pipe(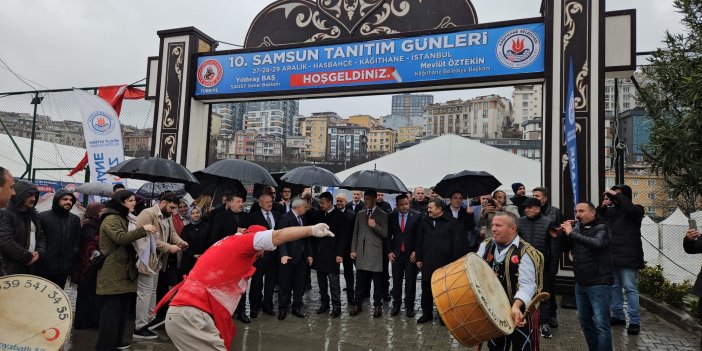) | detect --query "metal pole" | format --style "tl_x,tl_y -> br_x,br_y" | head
83,166 -> 90,207
613,79 -> 625,185
27,92 -> 40,180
